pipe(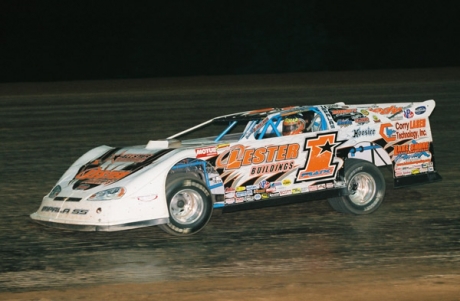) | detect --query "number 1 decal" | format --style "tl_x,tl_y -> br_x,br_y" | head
296,132 -> 344,182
